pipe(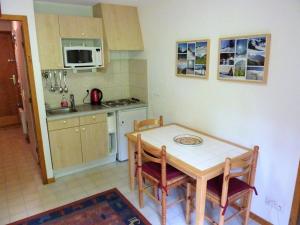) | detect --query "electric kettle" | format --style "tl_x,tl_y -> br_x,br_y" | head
90,88 -> 103,105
